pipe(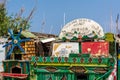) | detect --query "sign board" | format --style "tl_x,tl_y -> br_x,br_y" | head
52,42 -> 79,57
81,42 -> 109,57
59,18 -> 104,39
